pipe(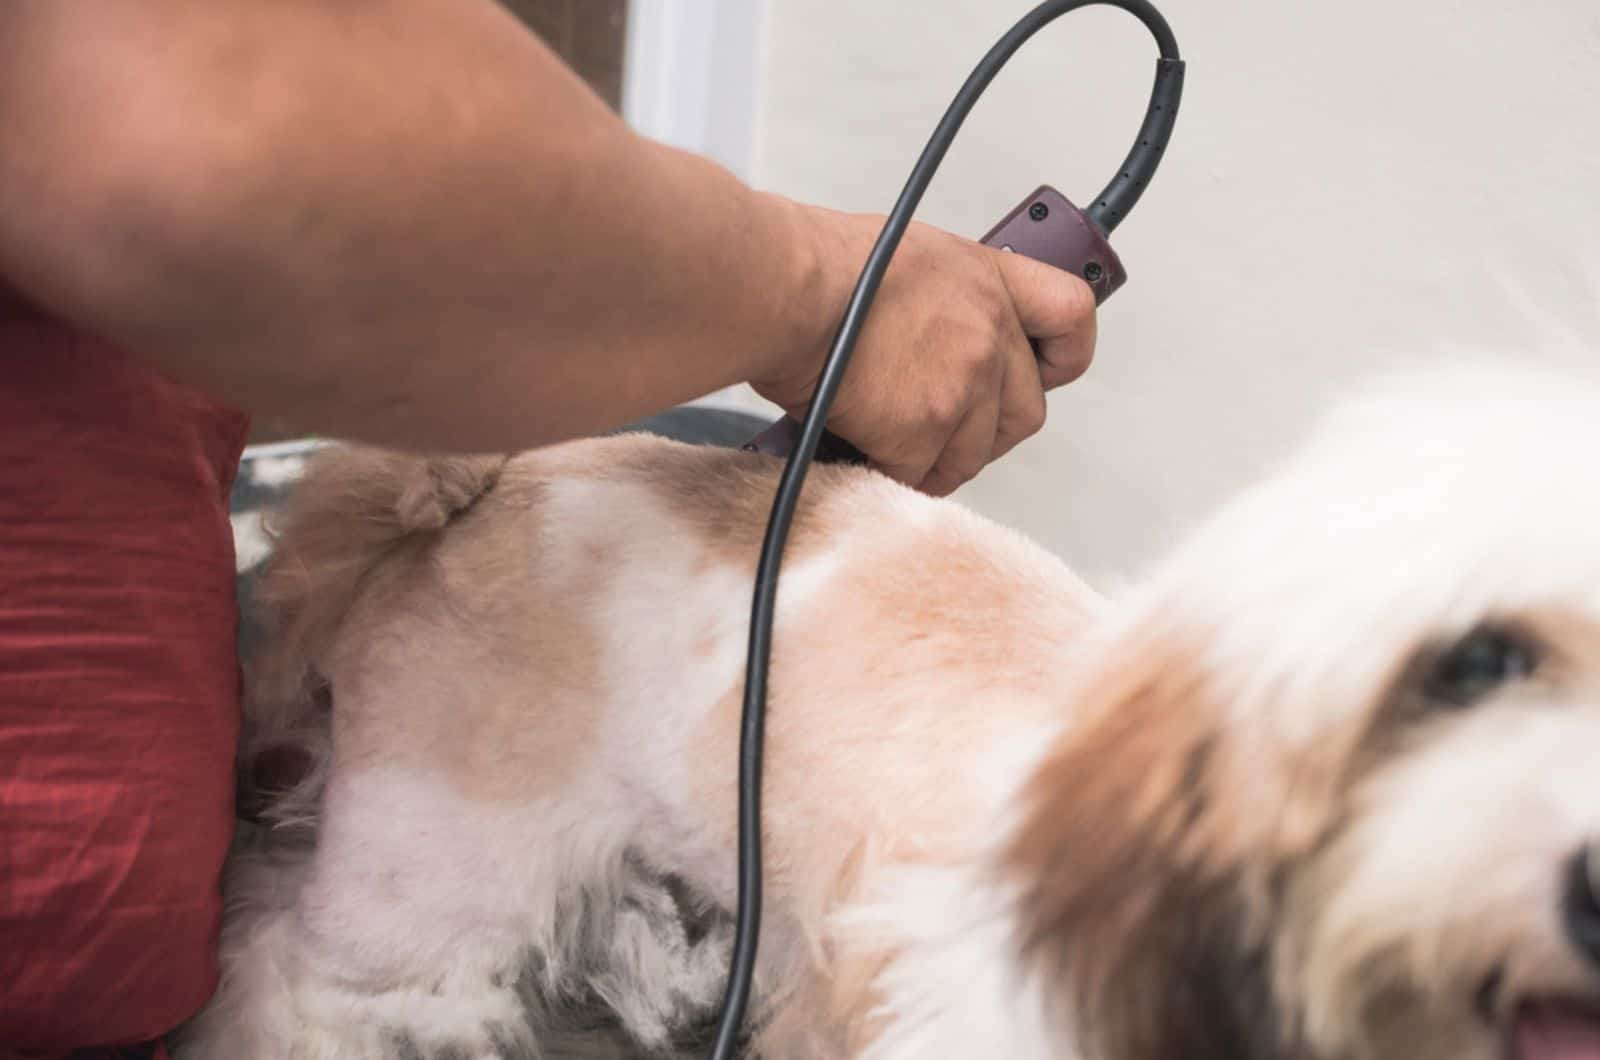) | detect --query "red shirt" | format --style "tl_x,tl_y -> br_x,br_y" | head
0,287 -> 248,1057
